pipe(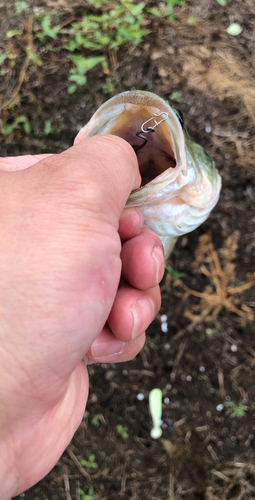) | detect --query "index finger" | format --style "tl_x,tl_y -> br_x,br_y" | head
0,154 -> 53,172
